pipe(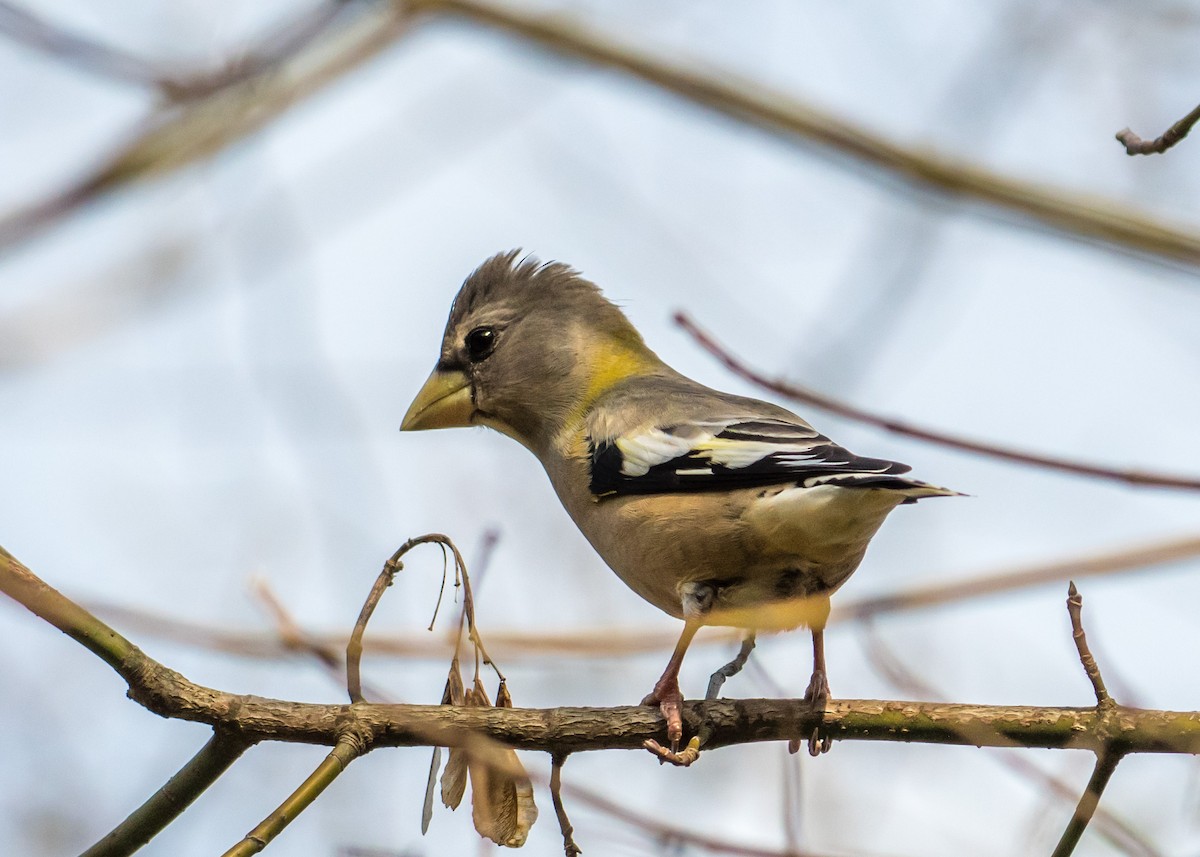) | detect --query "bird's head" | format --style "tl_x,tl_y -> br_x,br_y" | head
401,251 -> 661,451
